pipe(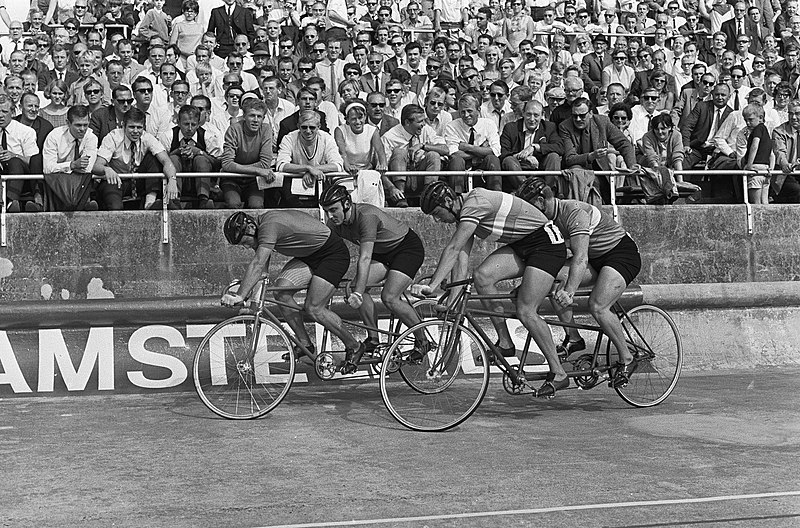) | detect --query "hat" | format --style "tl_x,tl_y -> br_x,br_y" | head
533,45 -> 550,55
593,34 -> 608,44
252,43 -> 270,56
494,36 -> 509,46
546,87 -> 566,98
